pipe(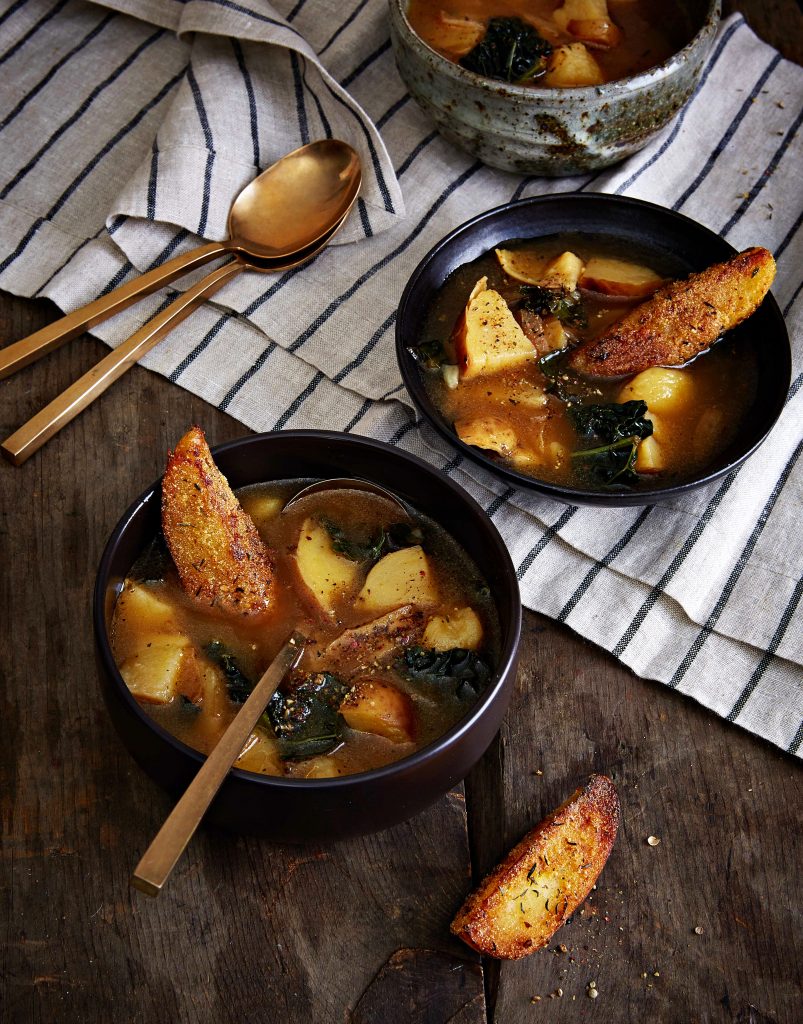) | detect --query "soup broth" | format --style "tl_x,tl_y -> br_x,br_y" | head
415,234 -> 759,491
407,0 -> 692,87
112,481 -> 499,779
